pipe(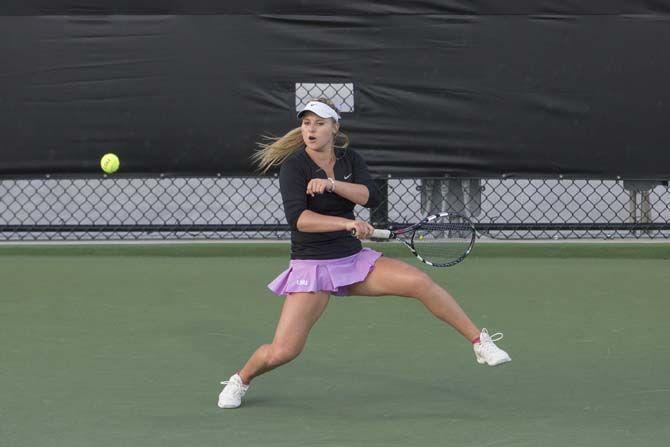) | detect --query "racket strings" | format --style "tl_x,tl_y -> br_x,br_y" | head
411,218 -> 474,265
